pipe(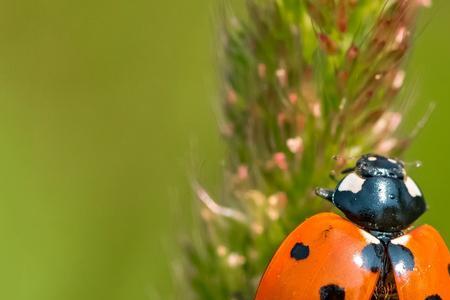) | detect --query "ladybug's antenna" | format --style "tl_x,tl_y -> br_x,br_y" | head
402,160 -> 422,168
315,187 -> 334,203
332,155 -> 356,161
331,155 -> 356,175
